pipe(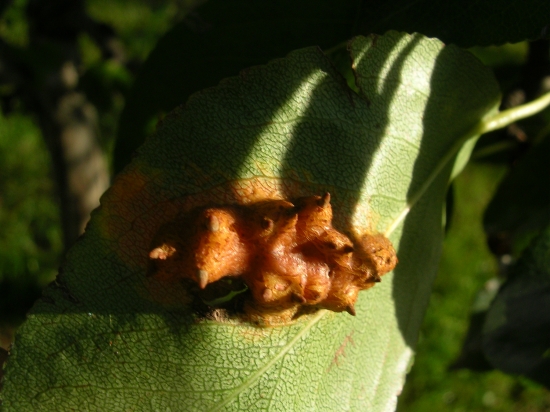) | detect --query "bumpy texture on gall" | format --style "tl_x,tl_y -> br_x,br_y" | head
148,193 -> 397,323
